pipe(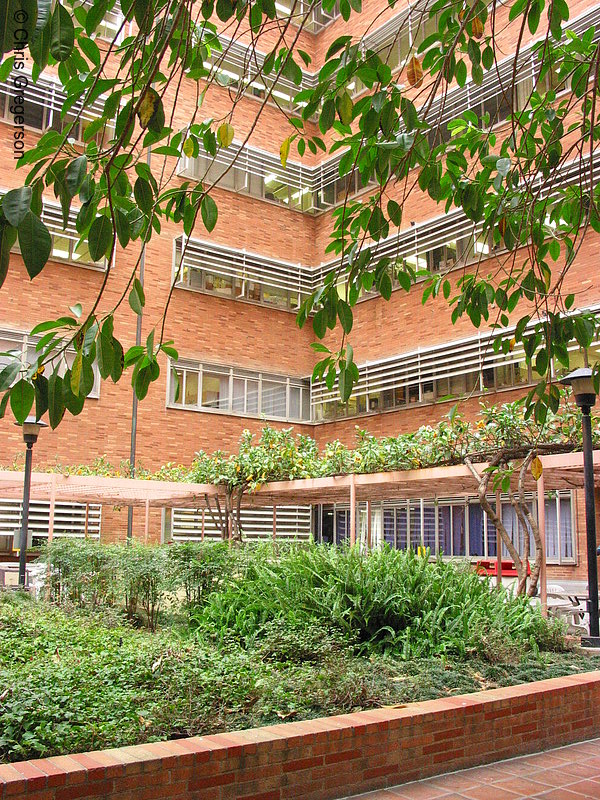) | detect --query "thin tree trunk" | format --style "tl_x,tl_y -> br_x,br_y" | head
465,456 -> 527,593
